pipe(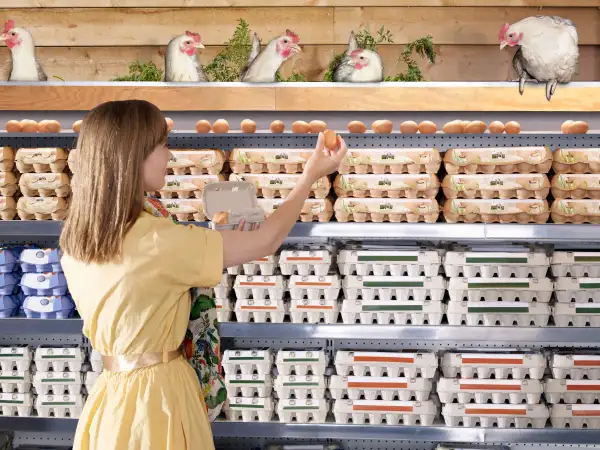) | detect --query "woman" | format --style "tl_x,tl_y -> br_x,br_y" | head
60,100 -> 347,450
